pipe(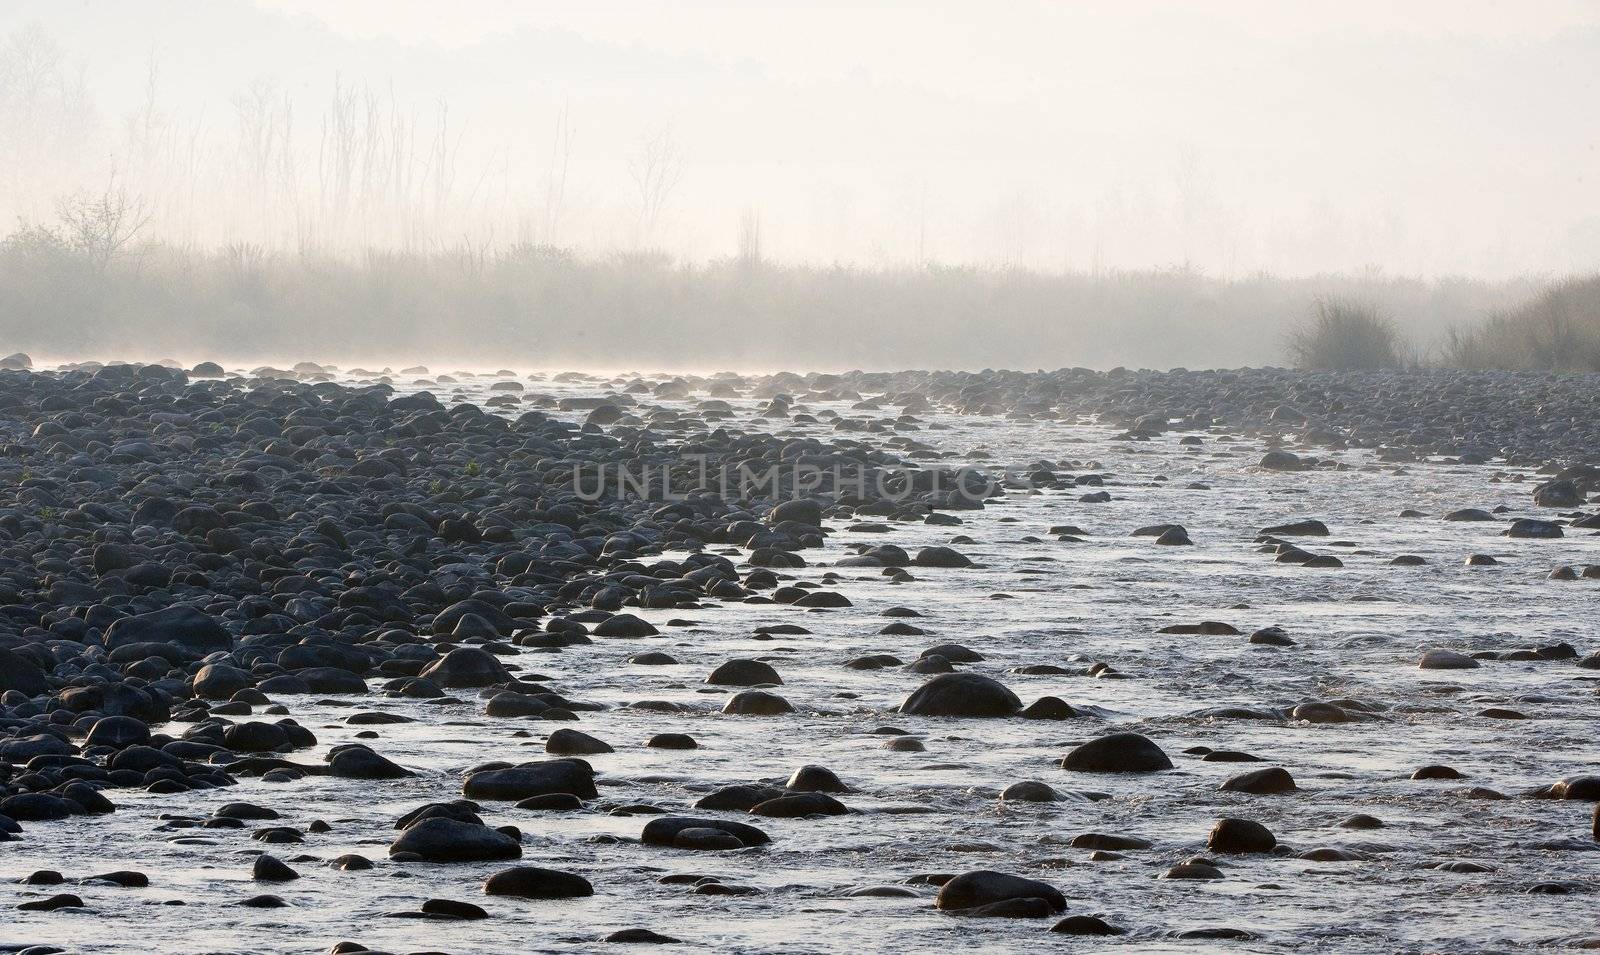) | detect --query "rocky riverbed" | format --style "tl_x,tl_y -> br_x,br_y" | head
1,356 -> 1598,954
